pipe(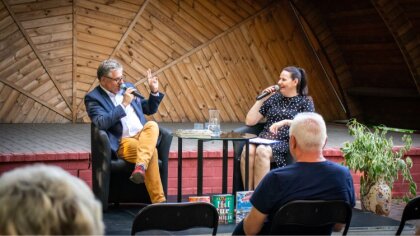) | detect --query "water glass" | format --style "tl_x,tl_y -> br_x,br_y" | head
208,123 -> 221,137
209,109 -> 219,122
208,109 -> 221,136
